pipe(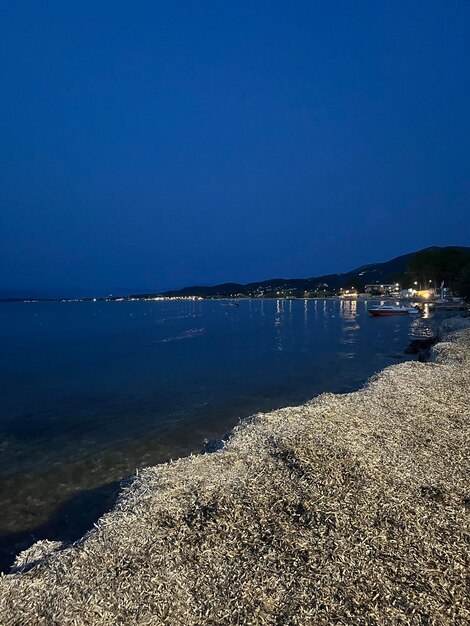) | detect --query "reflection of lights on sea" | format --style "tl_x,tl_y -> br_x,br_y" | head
275,300 -> 283,351
409,302 -> 434,338
340,299 -> 357,321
